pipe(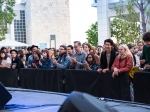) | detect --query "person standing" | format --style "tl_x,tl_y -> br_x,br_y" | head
141,32 -> 150,72
0,51 -> 11,68
97,39 -> 118,73
53,45 -> 70,70
67,45 -> 75,57
70,41 -> 87,70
